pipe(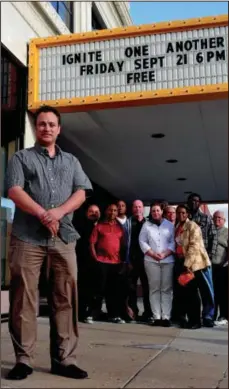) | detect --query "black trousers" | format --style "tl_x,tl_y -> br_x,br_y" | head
174,259 -> 201,325
128,258 -> 152,318
77,259 -> 97,320
212,264 -> 228,320
92,262 -> 122,318
174,258 -> 215,324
